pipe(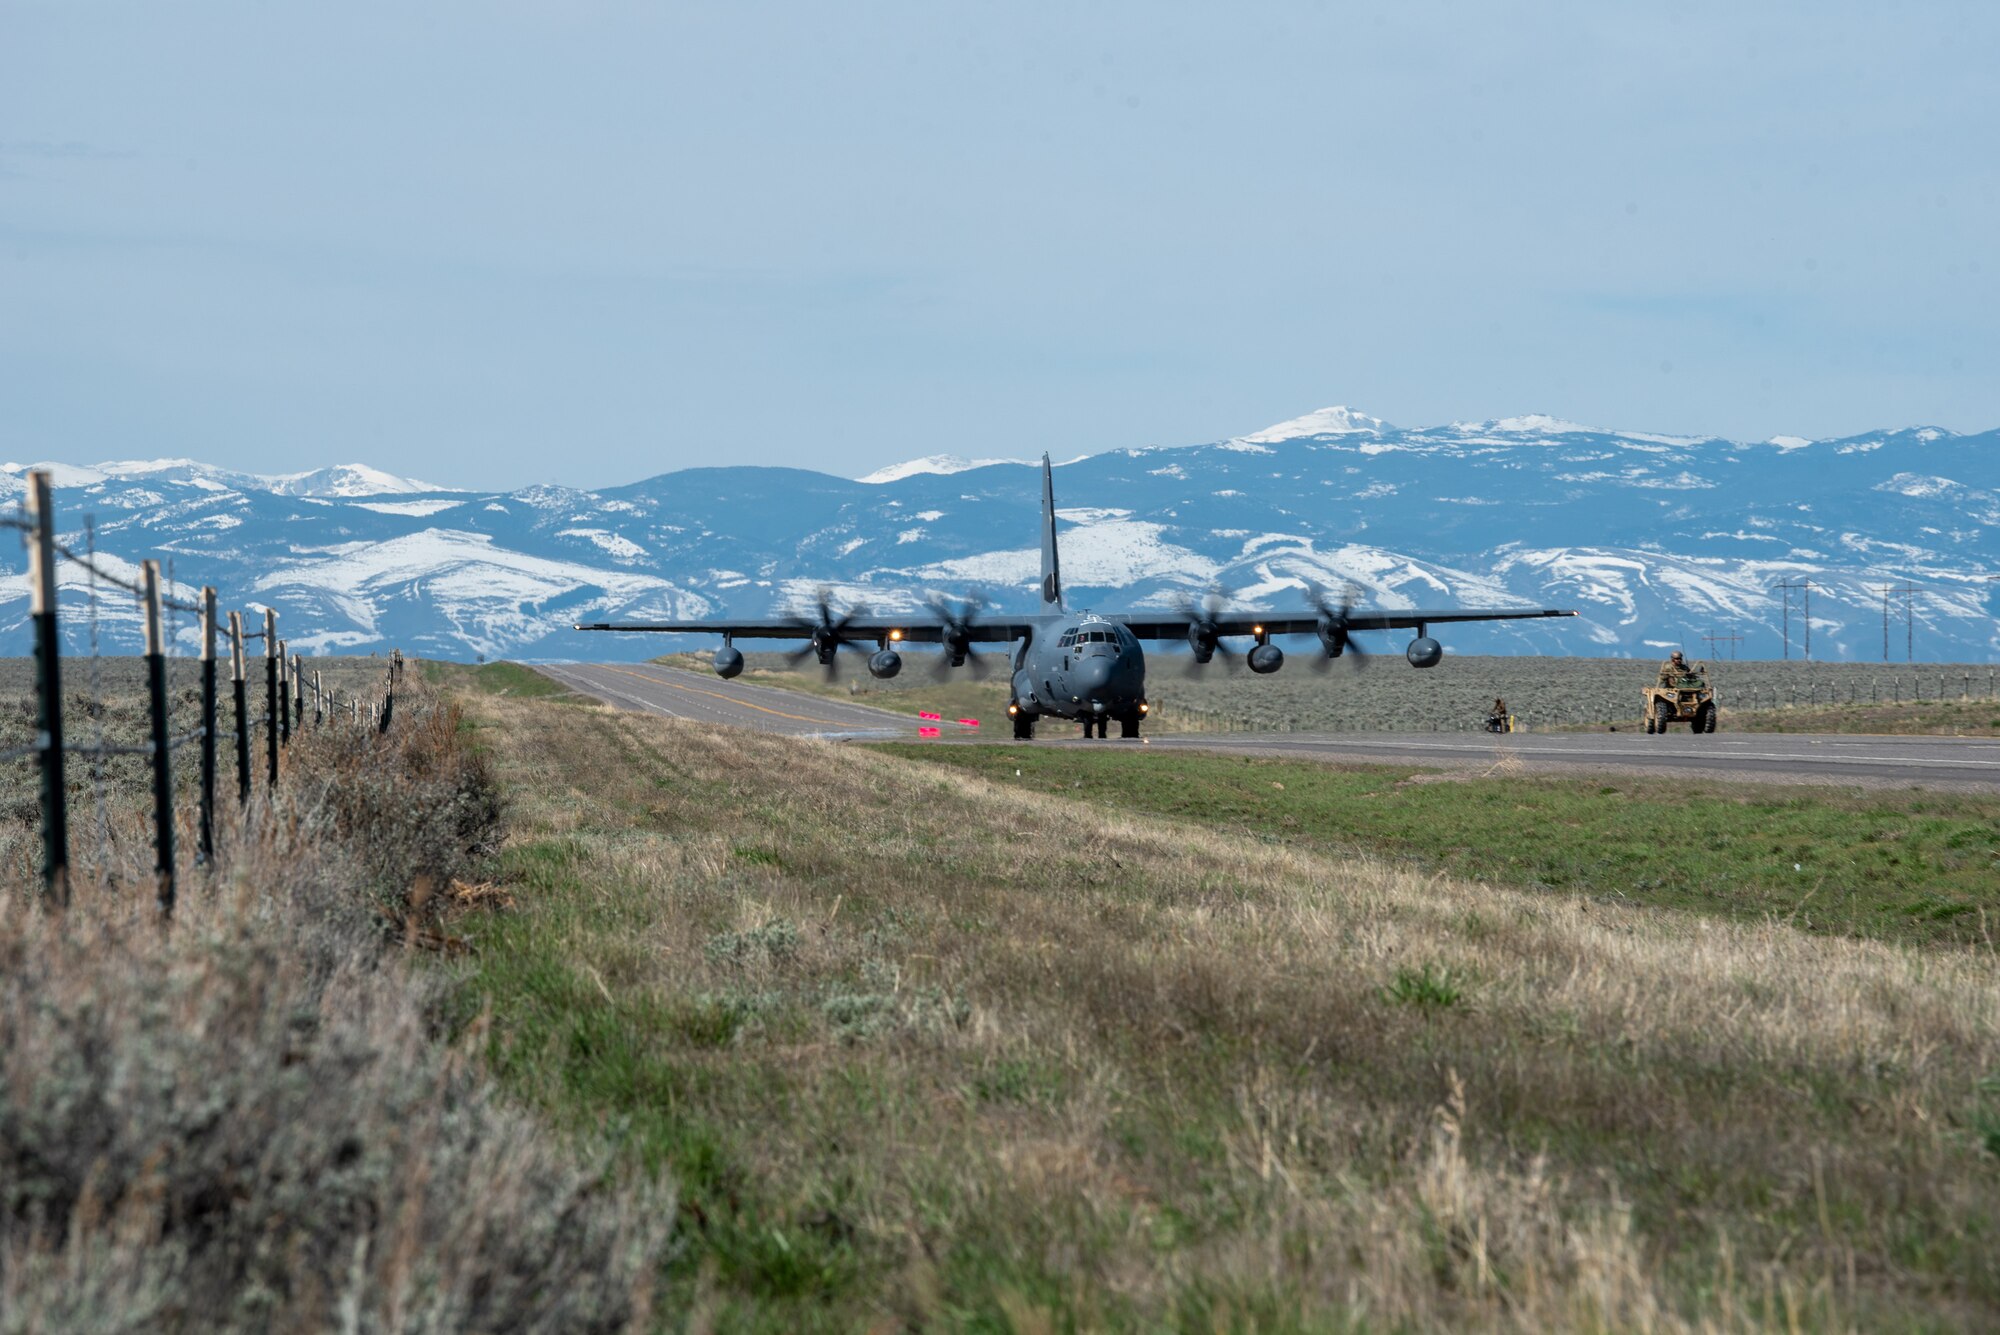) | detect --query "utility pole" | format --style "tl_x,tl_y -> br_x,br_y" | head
1702,628 -> 1742,661
1888,580 -> 1920,661
1773,578 -> 1813,661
